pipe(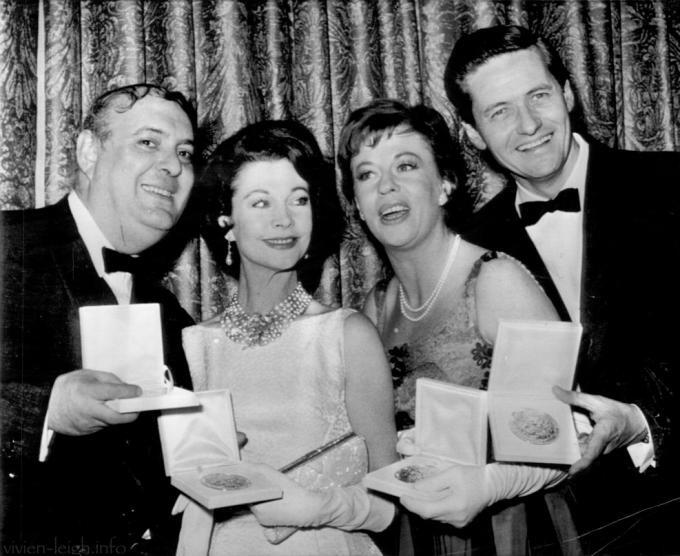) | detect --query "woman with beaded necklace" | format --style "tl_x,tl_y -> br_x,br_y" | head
337,100 -> 578,555
177,120 -> 397,555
